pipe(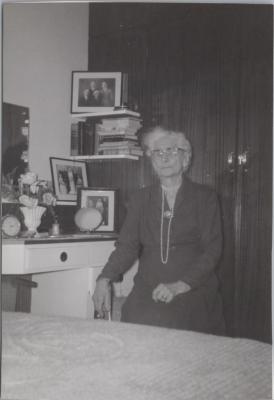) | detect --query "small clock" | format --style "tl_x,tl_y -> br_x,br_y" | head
1,214 -> 21,238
